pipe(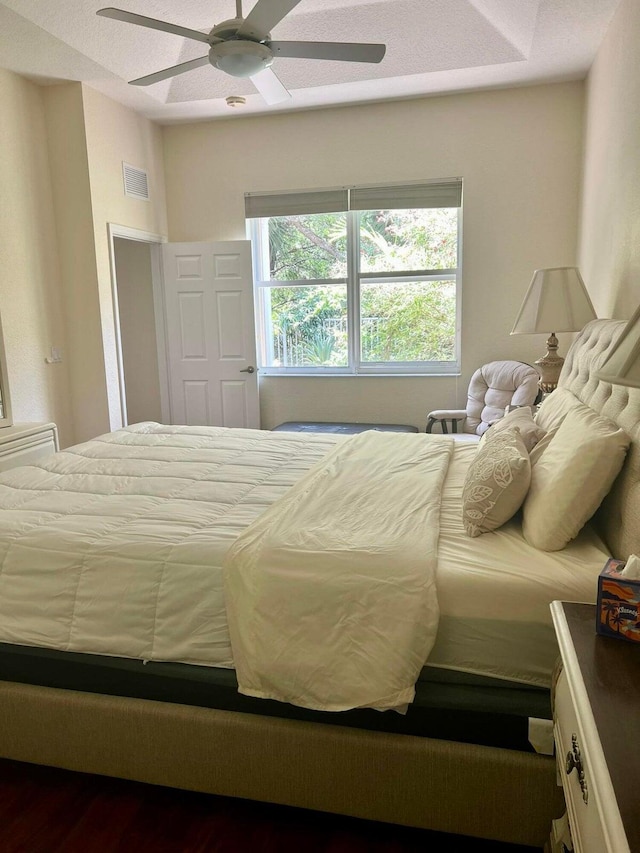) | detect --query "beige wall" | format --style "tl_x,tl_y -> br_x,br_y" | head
82,86 -> 168,434
113,238 -> 162,424
0,70 -> 74,445
579,0 -> 640,321
42,84 -> 170,443
163,83 -> 585,429
45,83 -> 105,446
3,78 -> 168,445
